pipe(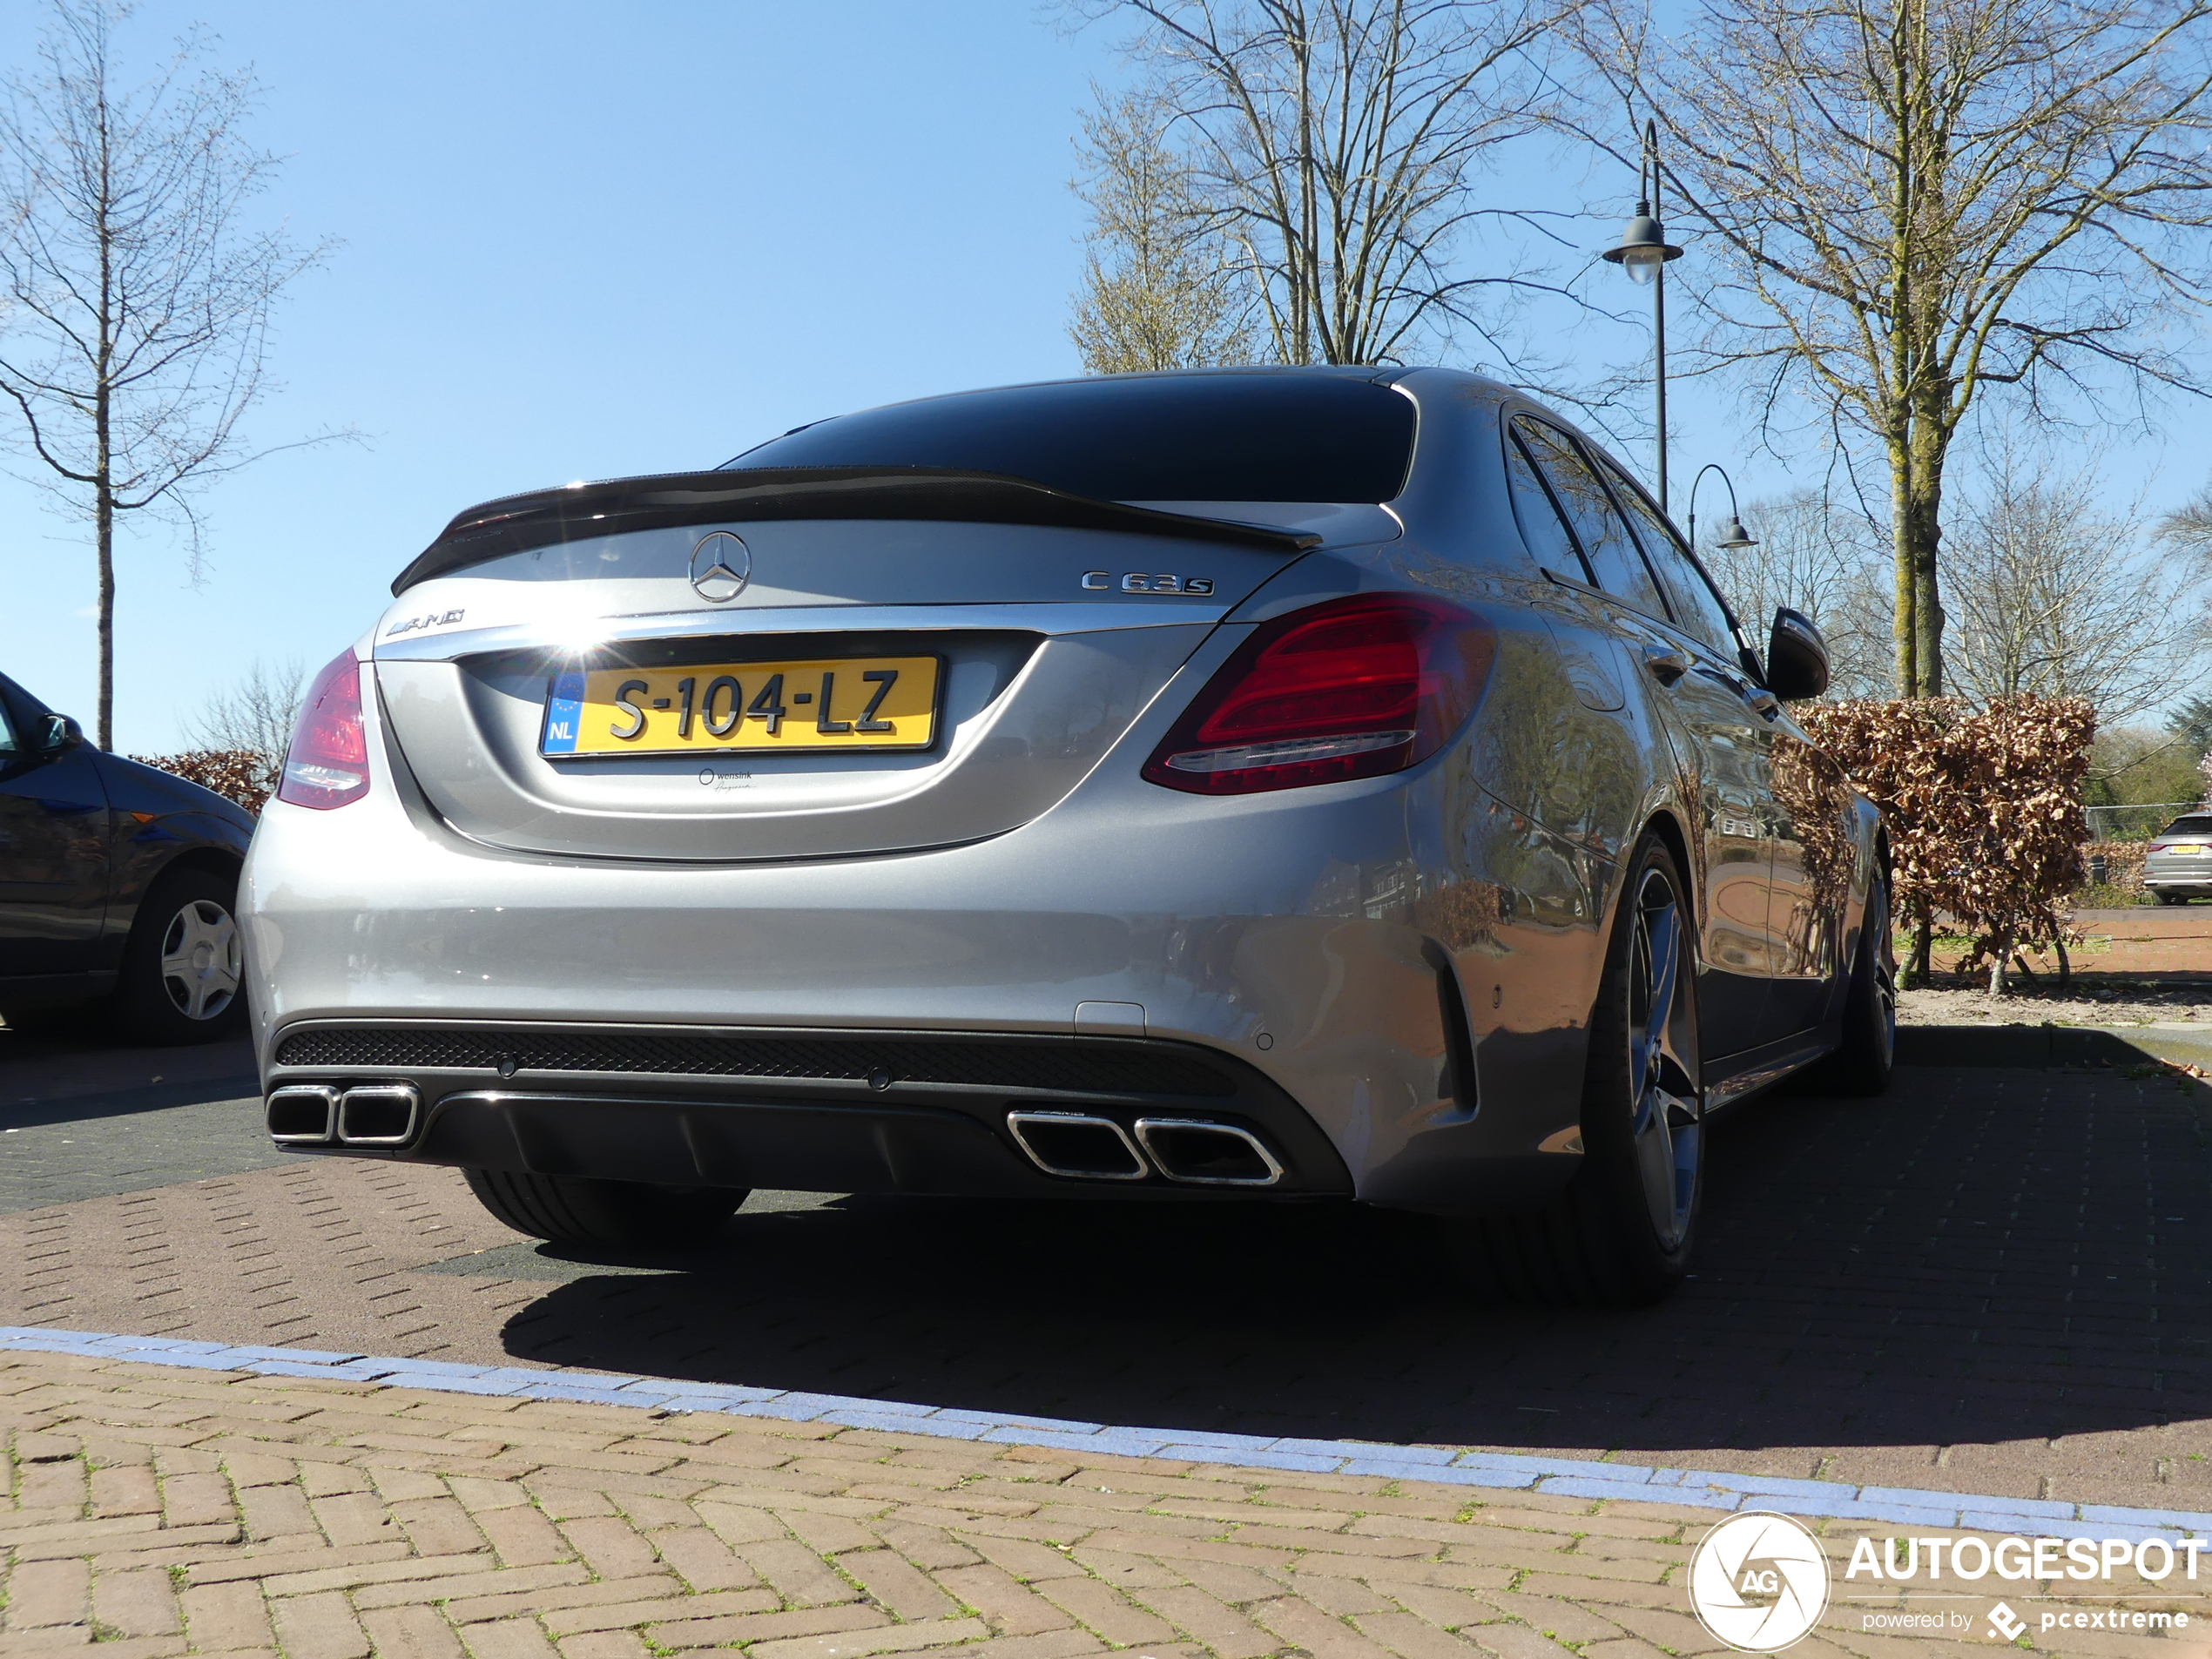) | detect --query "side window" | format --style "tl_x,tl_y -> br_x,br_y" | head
1602,464 -> 1739,656
1513,419 -> 1671,621
1503,427 -> 1590,581
0,698 -> 17,754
